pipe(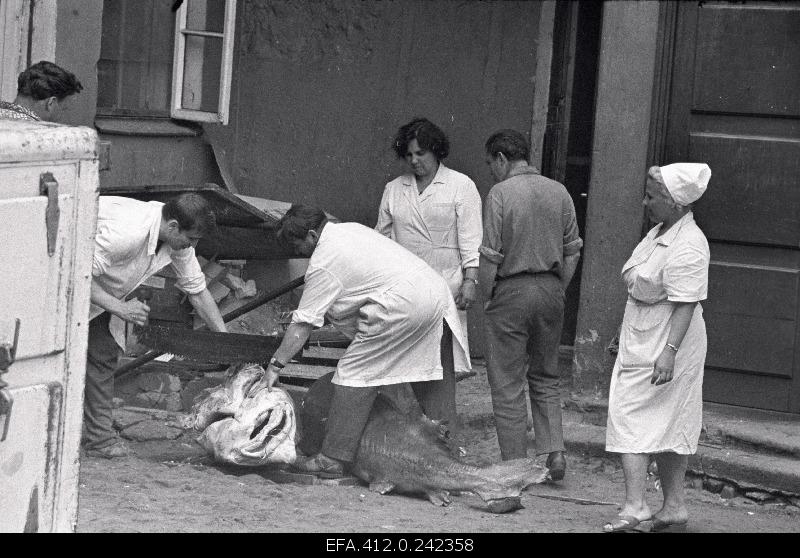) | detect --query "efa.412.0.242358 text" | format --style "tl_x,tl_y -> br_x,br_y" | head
326,538 -> 475,552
